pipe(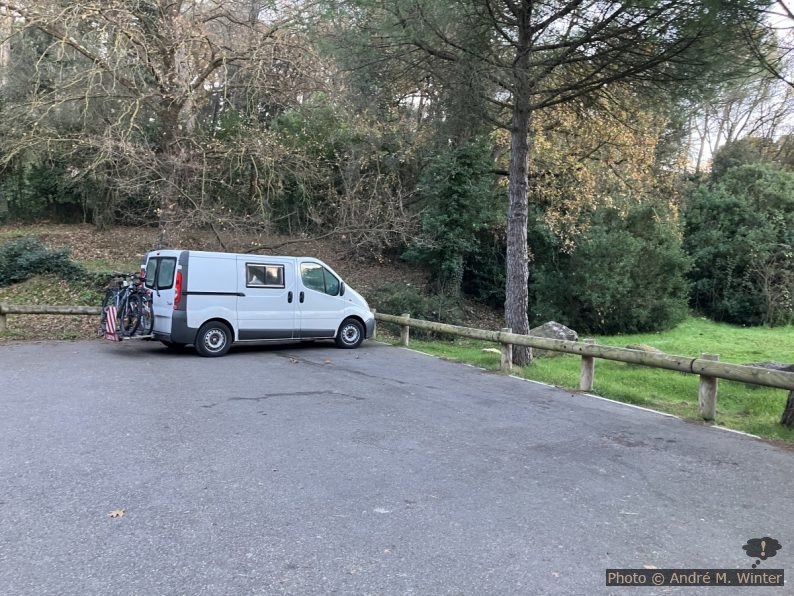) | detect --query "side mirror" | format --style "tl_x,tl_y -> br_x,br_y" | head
340,282 -> 345,296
